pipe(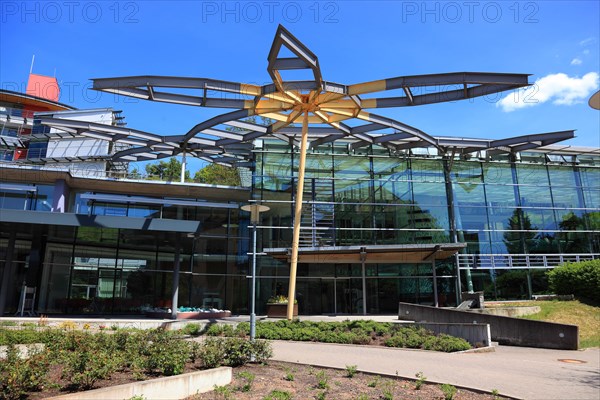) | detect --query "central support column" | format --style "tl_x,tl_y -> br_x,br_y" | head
287,111 -> 309,320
